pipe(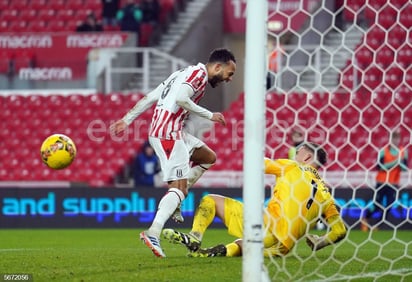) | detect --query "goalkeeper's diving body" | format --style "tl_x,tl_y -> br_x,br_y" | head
163,142 -> 347,257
